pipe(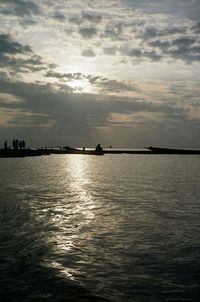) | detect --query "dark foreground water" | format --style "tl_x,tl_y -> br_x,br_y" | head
0,154 -> 200,301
